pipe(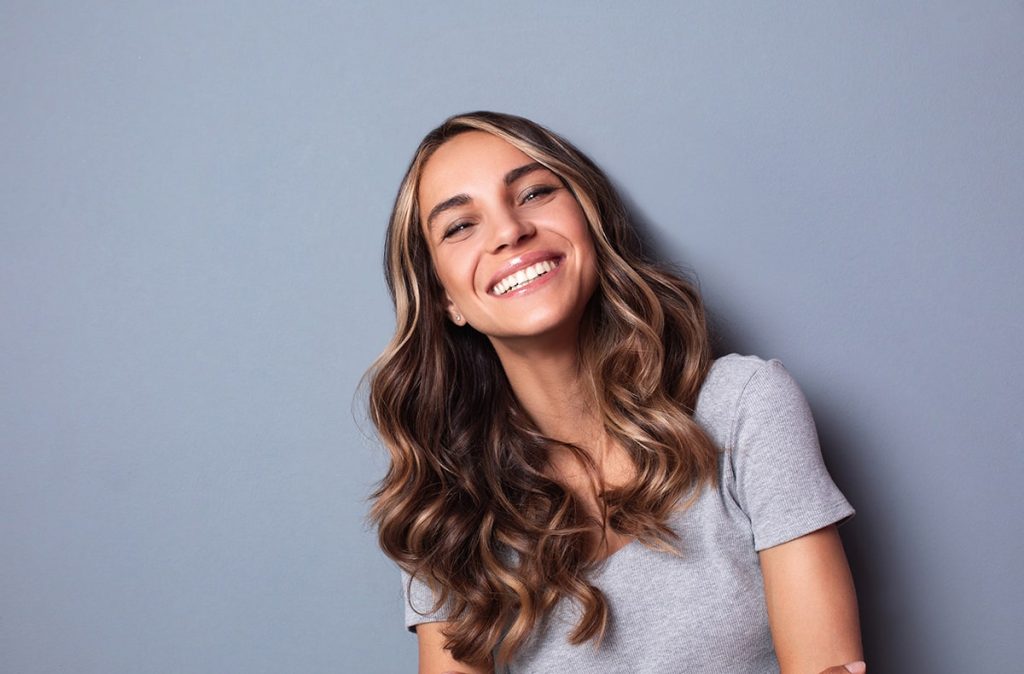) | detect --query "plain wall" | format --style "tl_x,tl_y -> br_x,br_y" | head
2,2 -> 1021,672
